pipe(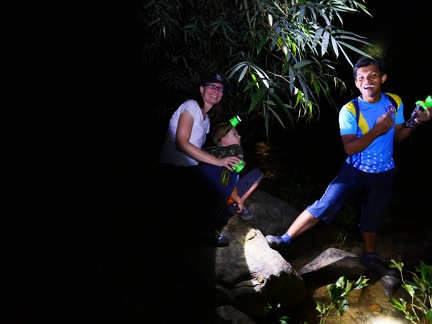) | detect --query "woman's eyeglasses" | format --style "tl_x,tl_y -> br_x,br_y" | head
204,83 -> 224,93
